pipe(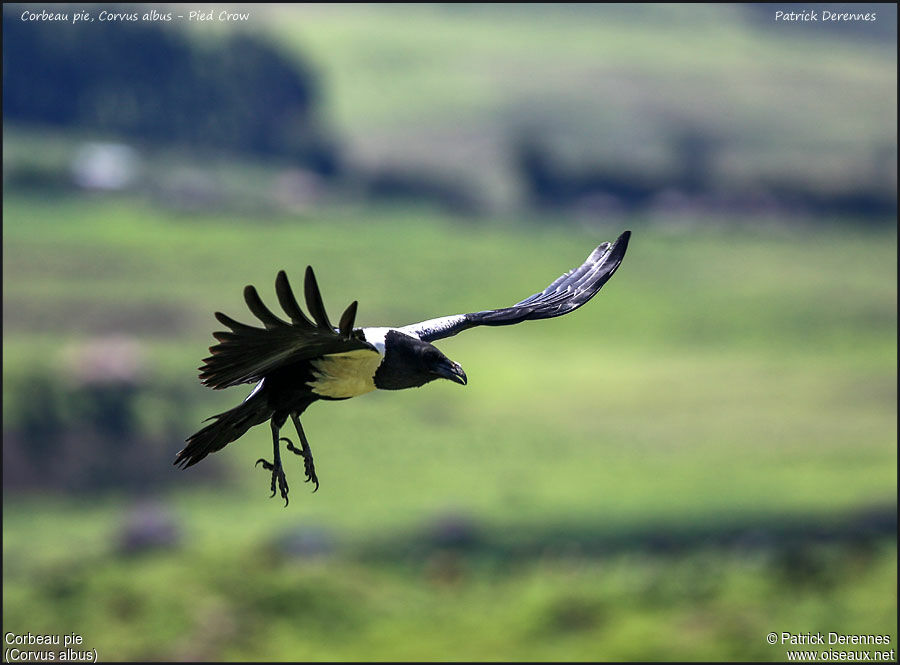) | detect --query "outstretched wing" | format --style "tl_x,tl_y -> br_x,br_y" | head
199,267 -> 373,390
401,230 -> 630,343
